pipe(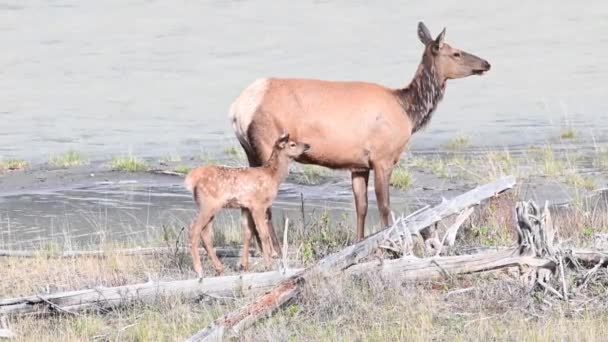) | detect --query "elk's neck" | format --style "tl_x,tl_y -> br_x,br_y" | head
263,151 -> 290,183
396,55 -> 446,133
